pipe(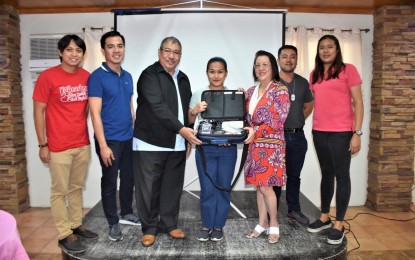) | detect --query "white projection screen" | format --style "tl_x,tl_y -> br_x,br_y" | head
115,9 -> 286,94
115,9 -> 286,191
